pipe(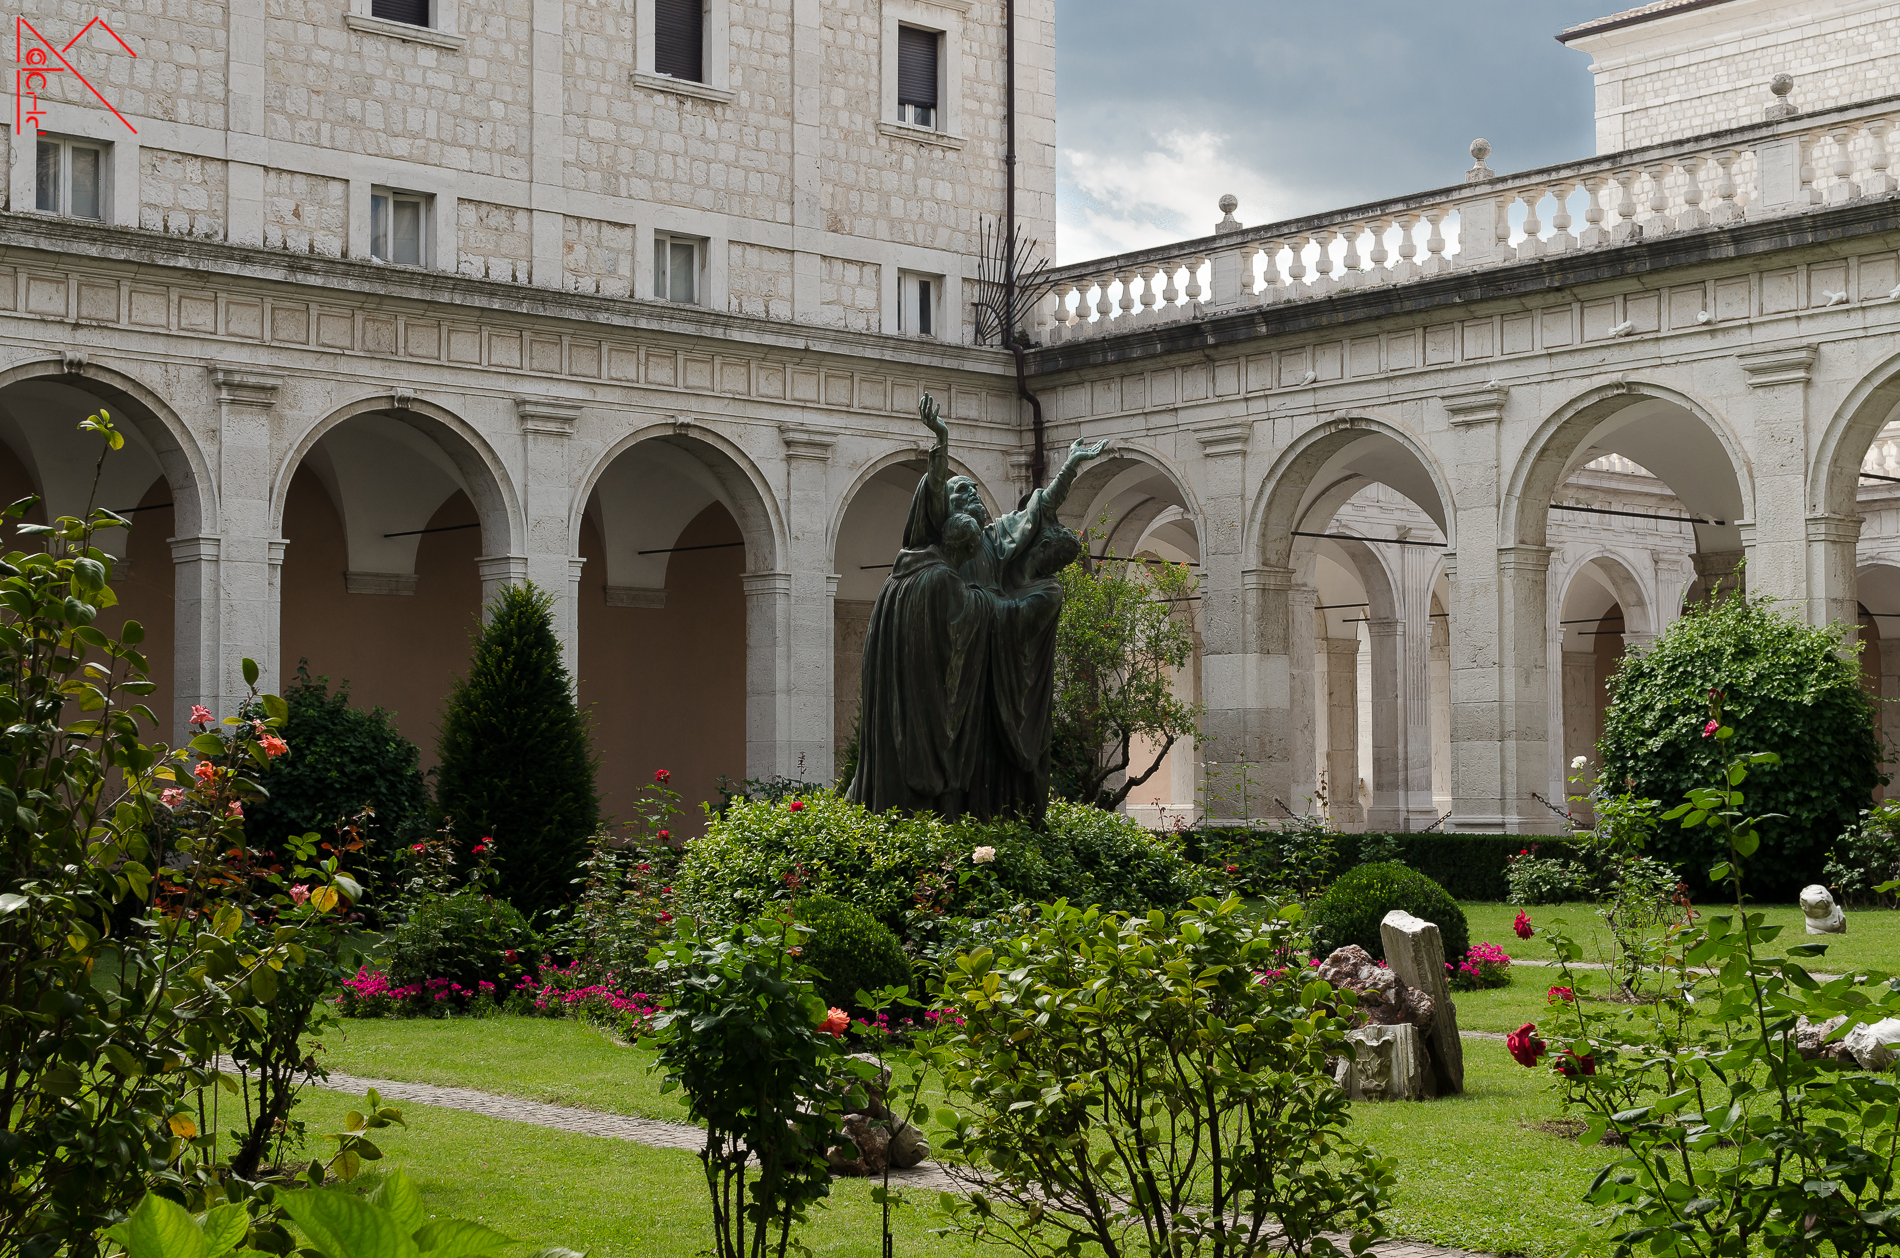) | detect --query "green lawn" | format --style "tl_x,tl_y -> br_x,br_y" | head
1462,900 -> 1900,975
